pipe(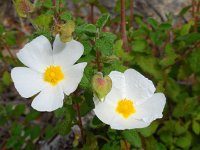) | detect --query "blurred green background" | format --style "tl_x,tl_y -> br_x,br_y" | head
0,0 -> 200,149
